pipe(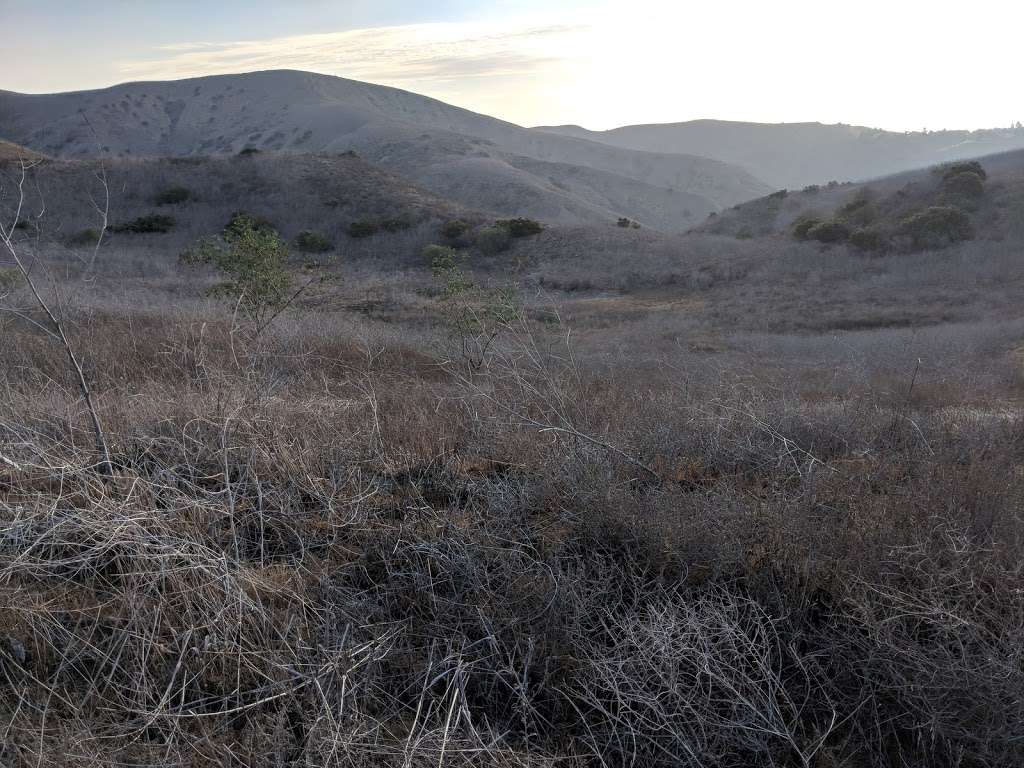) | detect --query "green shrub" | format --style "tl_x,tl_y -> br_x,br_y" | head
897,206 -> 973,250
792,216 -> 823,240
111,214 -> 176,234
380,217 -> 411,233
13,219 -> 29,231
64,228 -> 102,247
807,219 -> 851,244
441,220 -> 470,240
850,228 -> 886,251
347,219 -> 380,238
155,186 -> 192,205
476,225 -> 513,255
938,160 -> 986,182
237,147 -> 261,157
617,217 -> 642,228
496,218 -> 543,238
181,215 -> 294,331
294,230 -> 332,253
838,193 -> 878,227
735,227 -> 753,240
225,211 -> 276,239
941,171 -> 986,198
